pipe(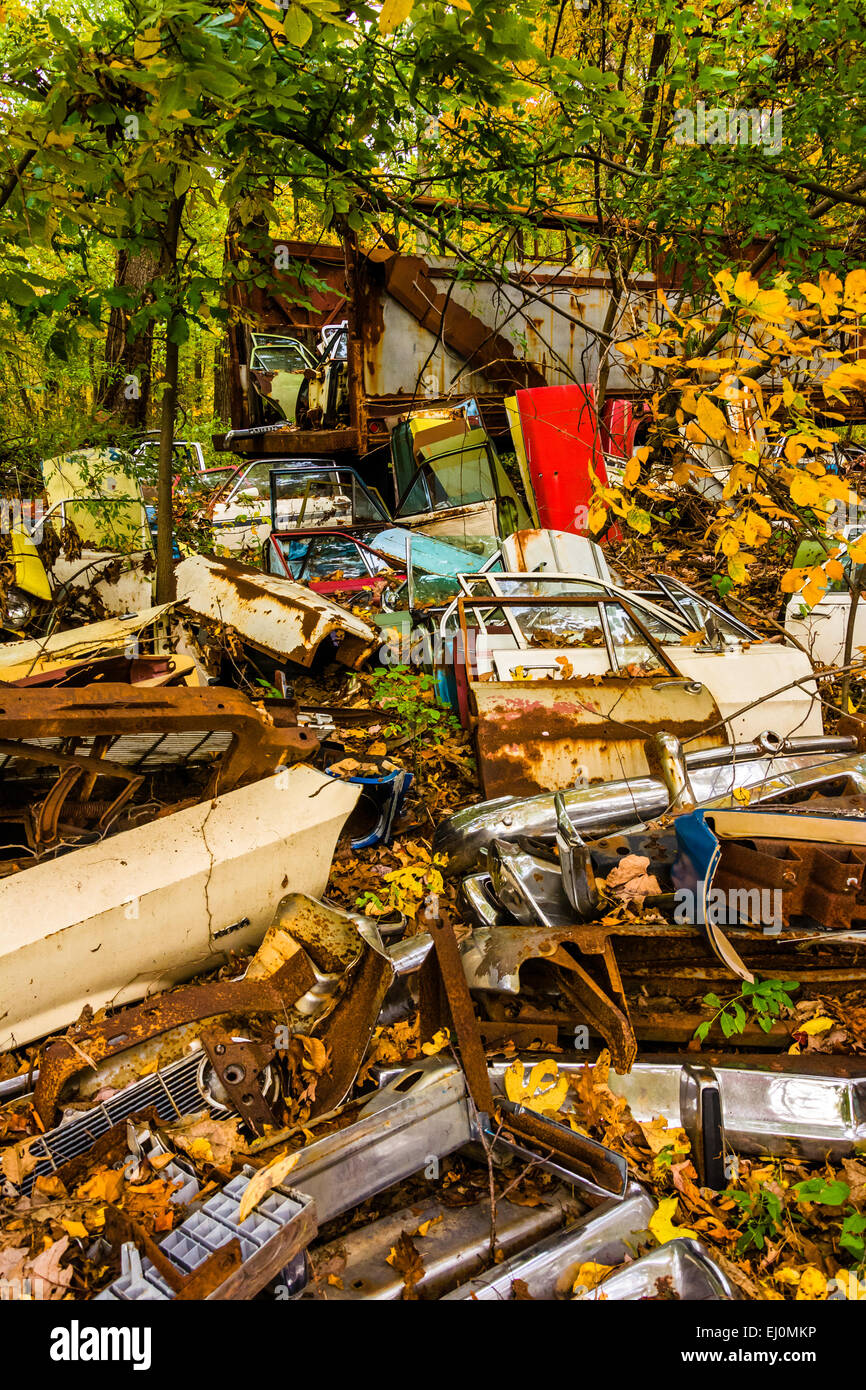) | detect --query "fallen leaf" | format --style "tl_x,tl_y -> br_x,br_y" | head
421,1028 -> 450,1056
237,1151 -> 300,1223
796,1266 -> 828,1300
648,1196 -> 698,1245
571,1261 -> 614,1293
386,1230 -> 425,1299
